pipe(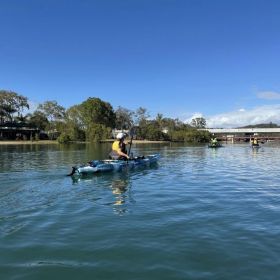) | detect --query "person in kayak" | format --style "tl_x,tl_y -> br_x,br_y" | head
109,132 -> 130,160
251,137 -> 259,146
210,137 -> 218,146
254,138 -> 259,145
